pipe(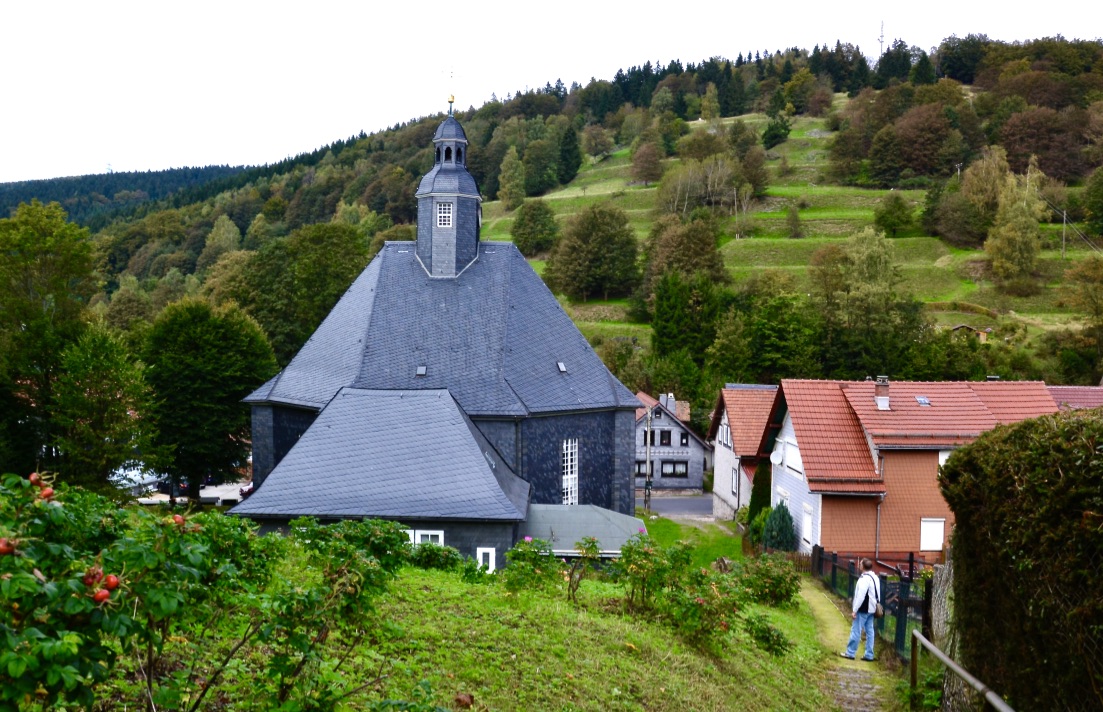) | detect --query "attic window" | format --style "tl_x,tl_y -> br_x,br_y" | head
916,396 -> 931,406
416,365 -> 427,377
557,362 -> 567,373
